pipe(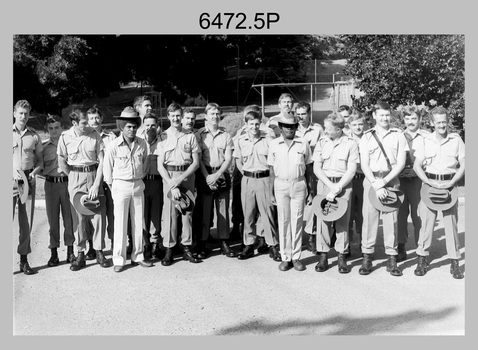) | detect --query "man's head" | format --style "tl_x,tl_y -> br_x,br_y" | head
323,113 -> 345,140
167,102 -> 183,129
143,112 -> 158,138
87,106 -> 103,130
278,93 -> 294,115
70,109 -> 90,133
116,107 -> 141,140
338,105 -> 351,124
347,110 -> 365,137
430,106 -> 449,136
295,101 -> 311,127
402,106 -> 421,133
182,108 -> 196,131
205,102 -> 222,127
243,104 -> 262,121
278,115 -> 299,140
45,114 -> 63,140
13,100 -> 31,129
244,110 -> 262,137
133,95 -> 152,117
372,101 -> 392,130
